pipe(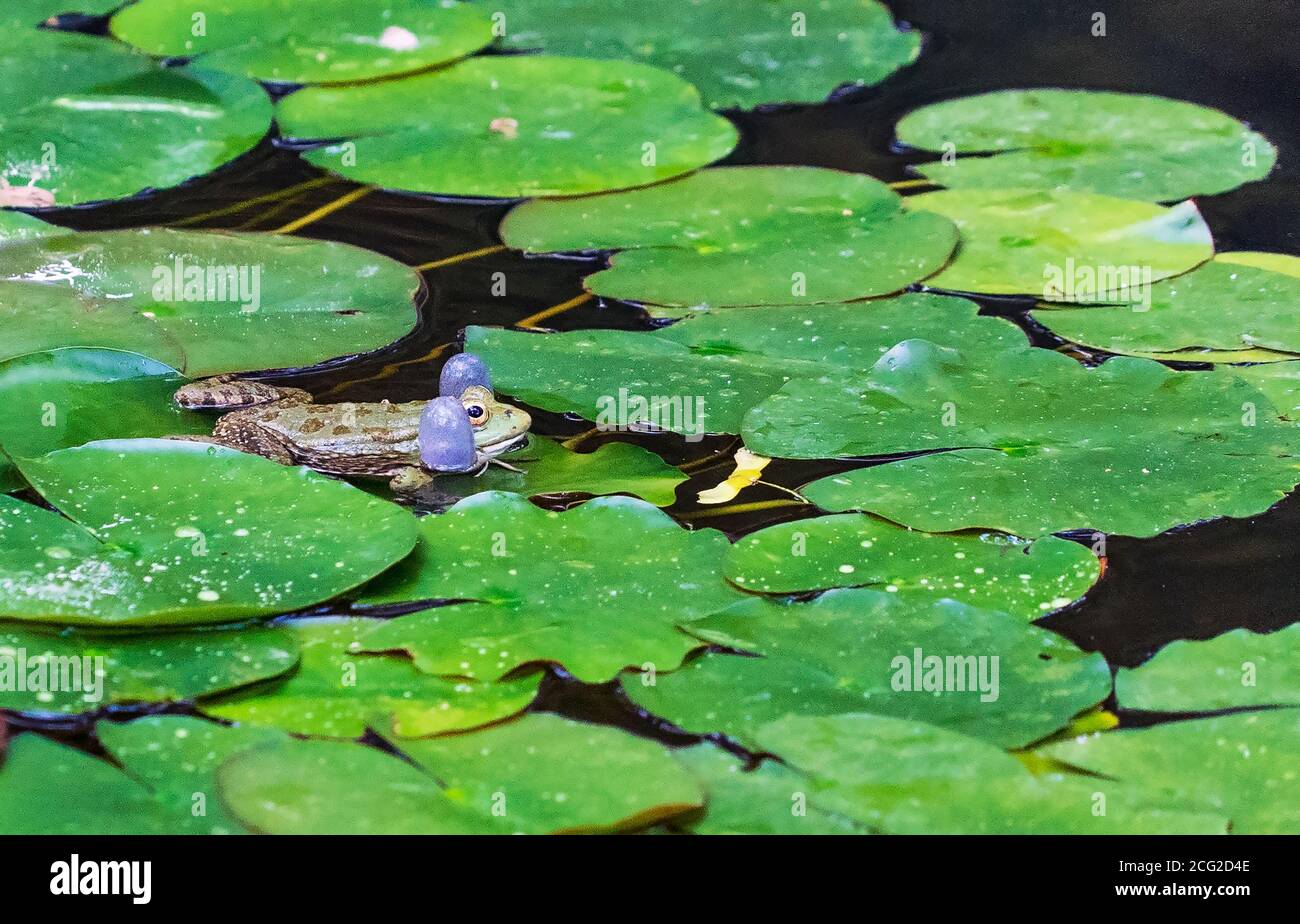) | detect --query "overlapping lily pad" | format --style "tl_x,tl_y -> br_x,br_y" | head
396,714 -> 703,833
1114,625 -> 1300,712
897,90 -> 1276,200
98,716 -> 288,834
276,55 -> 738,198
1042,710 -> 1300,833
500,167 -> 958,307
624,588 -> 1111,749
1238,362 -> 1300,420
466,292 -> 1026,435
113,0 -> 495,84
757,714 -> 1226,833
0,624 -> 298,714
203,617 -> 539,738
489,0 -> 919,110
723,514 -> 1100,618
356,492 -> 747,682
436,435 -> 686,506
1,439 -> 419,626
1,7 -> 272,206
0,209 -> 53,241
755,341 -> 1300,537
1032,253 -> 1300,360
0,228 -> 421,377
904,189 -> 1213,295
